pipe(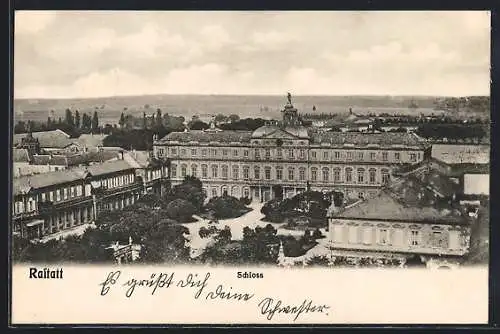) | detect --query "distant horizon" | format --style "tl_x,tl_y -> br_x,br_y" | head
13,92 -> 490,101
